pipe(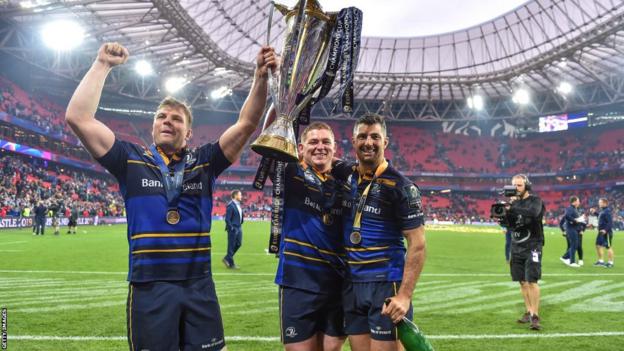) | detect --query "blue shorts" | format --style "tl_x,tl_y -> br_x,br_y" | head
127,277 -> 225,351
596,232 -> 613,249
279,285 -> 345,344
342,281 -> 413,341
